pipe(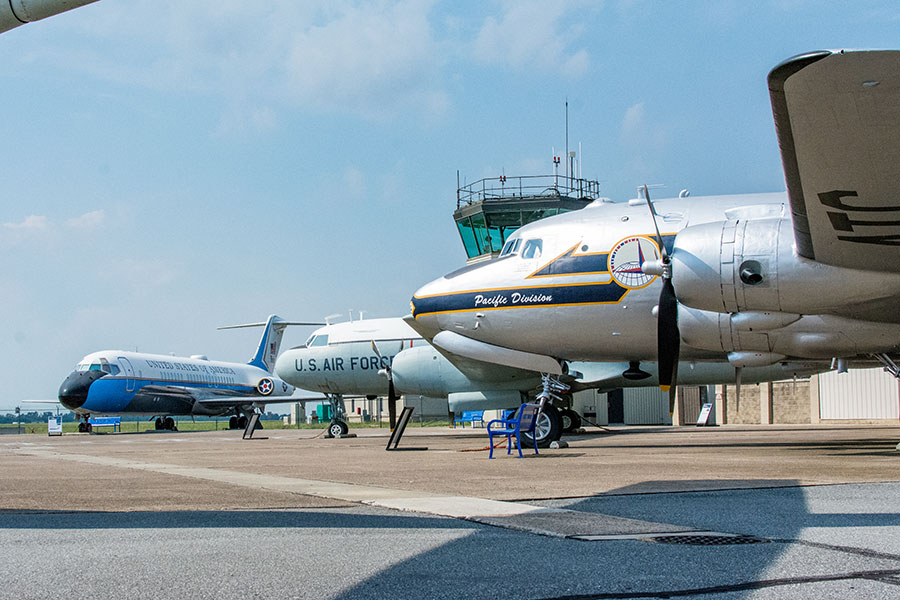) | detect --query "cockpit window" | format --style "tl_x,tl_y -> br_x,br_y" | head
500,238 -> 522,257
521,239 -> 543,259
76,360 -> 119,374
309,335 -> 329,347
